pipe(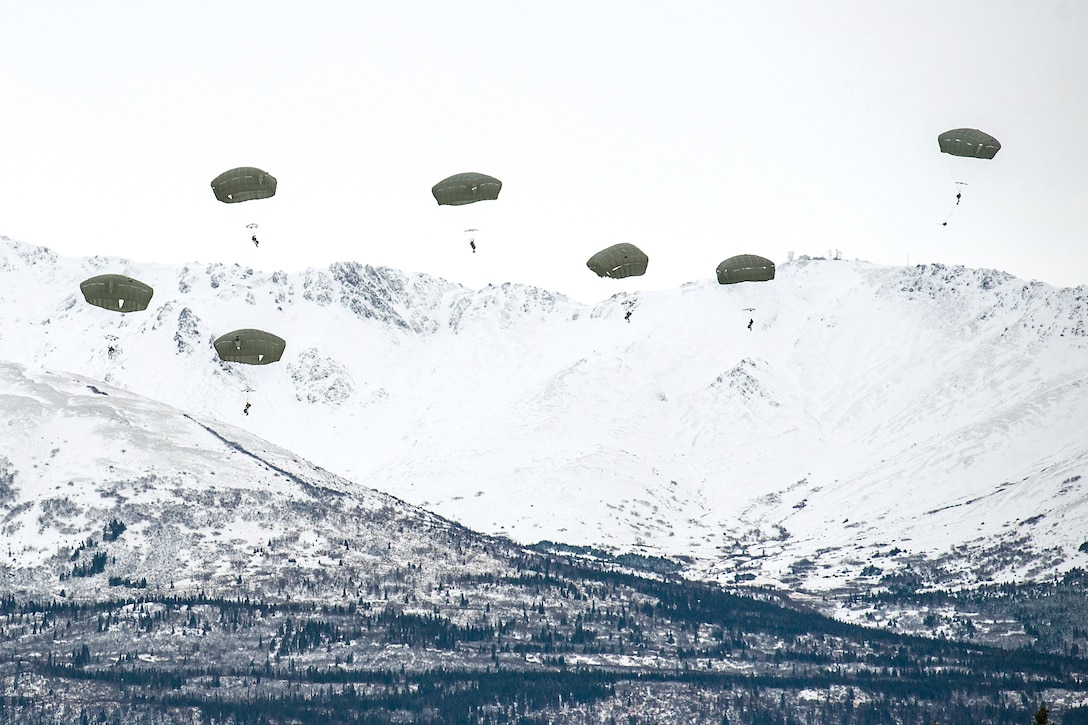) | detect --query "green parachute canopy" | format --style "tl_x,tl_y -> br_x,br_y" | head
431,172 -> 502,206
211,167 -> 278,203
214,329 -> 286,365
716,255 -> 775,285
586,243 -> 649,279
938,129 -> 1001,159
80,274 -> 154,313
